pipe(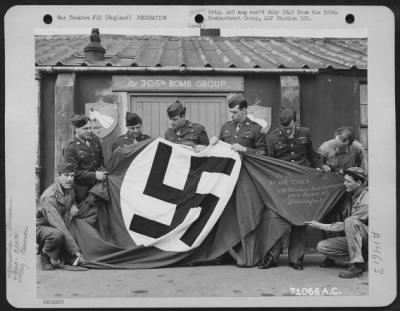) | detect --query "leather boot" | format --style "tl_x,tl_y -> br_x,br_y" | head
289,261 -> 304,270
258,254 -> 278,269
40,252 -> 55,270
338,262 -> 364,278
